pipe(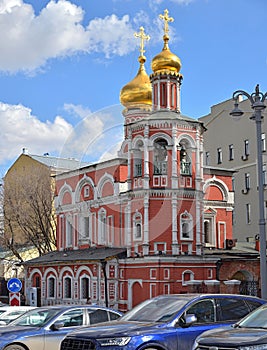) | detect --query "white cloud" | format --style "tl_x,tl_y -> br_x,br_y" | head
0,0 -> 136,73
60,104 -> 124,163
0,102 -> 73,163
